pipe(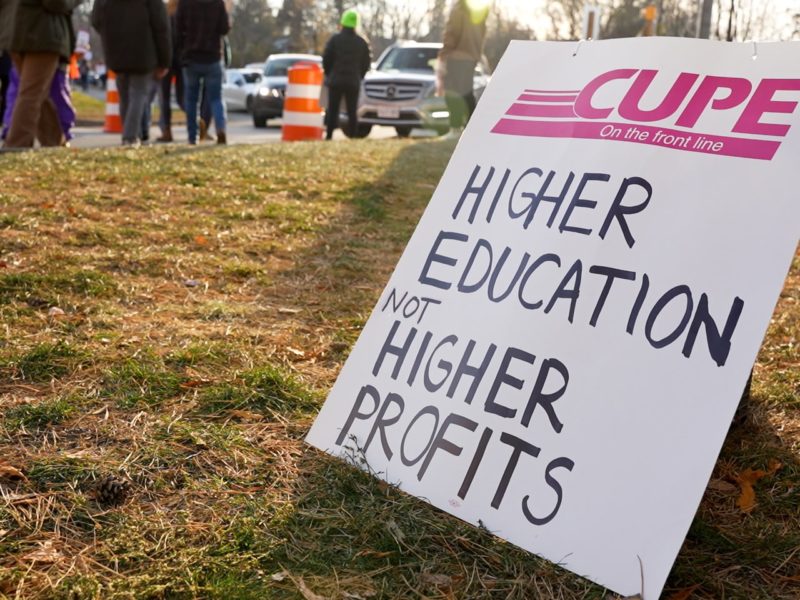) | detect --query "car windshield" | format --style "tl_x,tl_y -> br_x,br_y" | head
377,47 -> 439,73
264,58 -> 317,77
